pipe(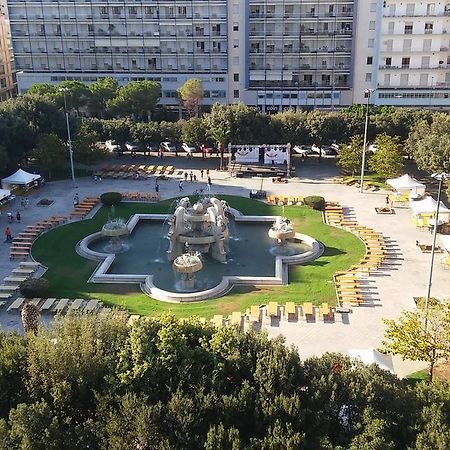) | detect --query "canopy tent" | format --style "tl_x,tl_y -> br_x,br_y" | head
0,189 -> 11,202
441,235 -> 450,253
348,348 -> 394,374
387,174 -> 426,195
1,169 -> 41,190
410,196 -> 450,226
